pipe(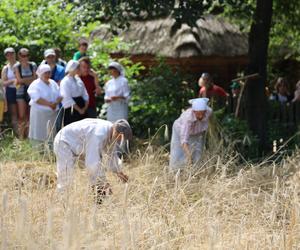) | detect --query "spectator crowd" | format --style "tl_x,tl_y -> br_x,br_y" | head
0,39 -> 131,148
